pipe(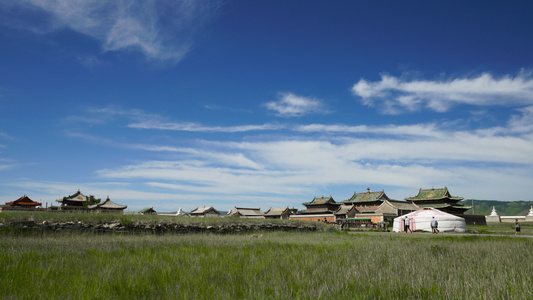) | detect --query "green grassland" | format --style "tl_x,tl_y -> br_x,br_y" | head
1,213 -> 533,299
